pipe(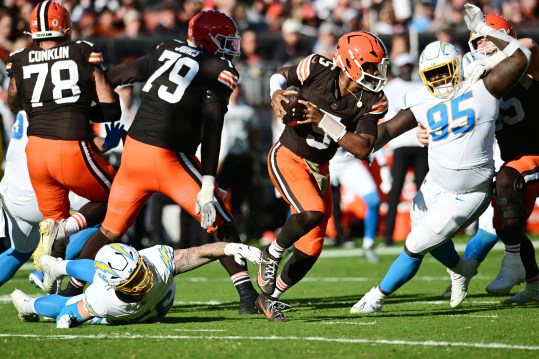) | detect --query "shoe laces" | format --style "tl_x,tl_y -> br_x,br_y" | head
268,300 -> 286,320
261,257 -> 279,278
